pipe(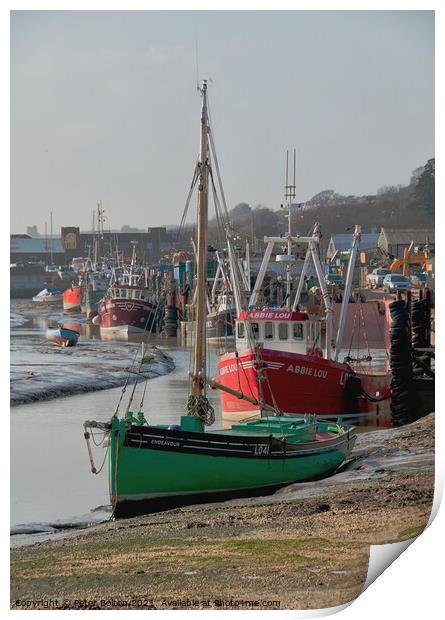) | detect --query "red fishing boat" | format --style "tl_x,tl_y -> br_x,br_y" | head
99,291 -> 157,335
217,308 -> 351,412
62,284 -> 82,313
99,245 -> 158,336
215,214 -> 392,426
